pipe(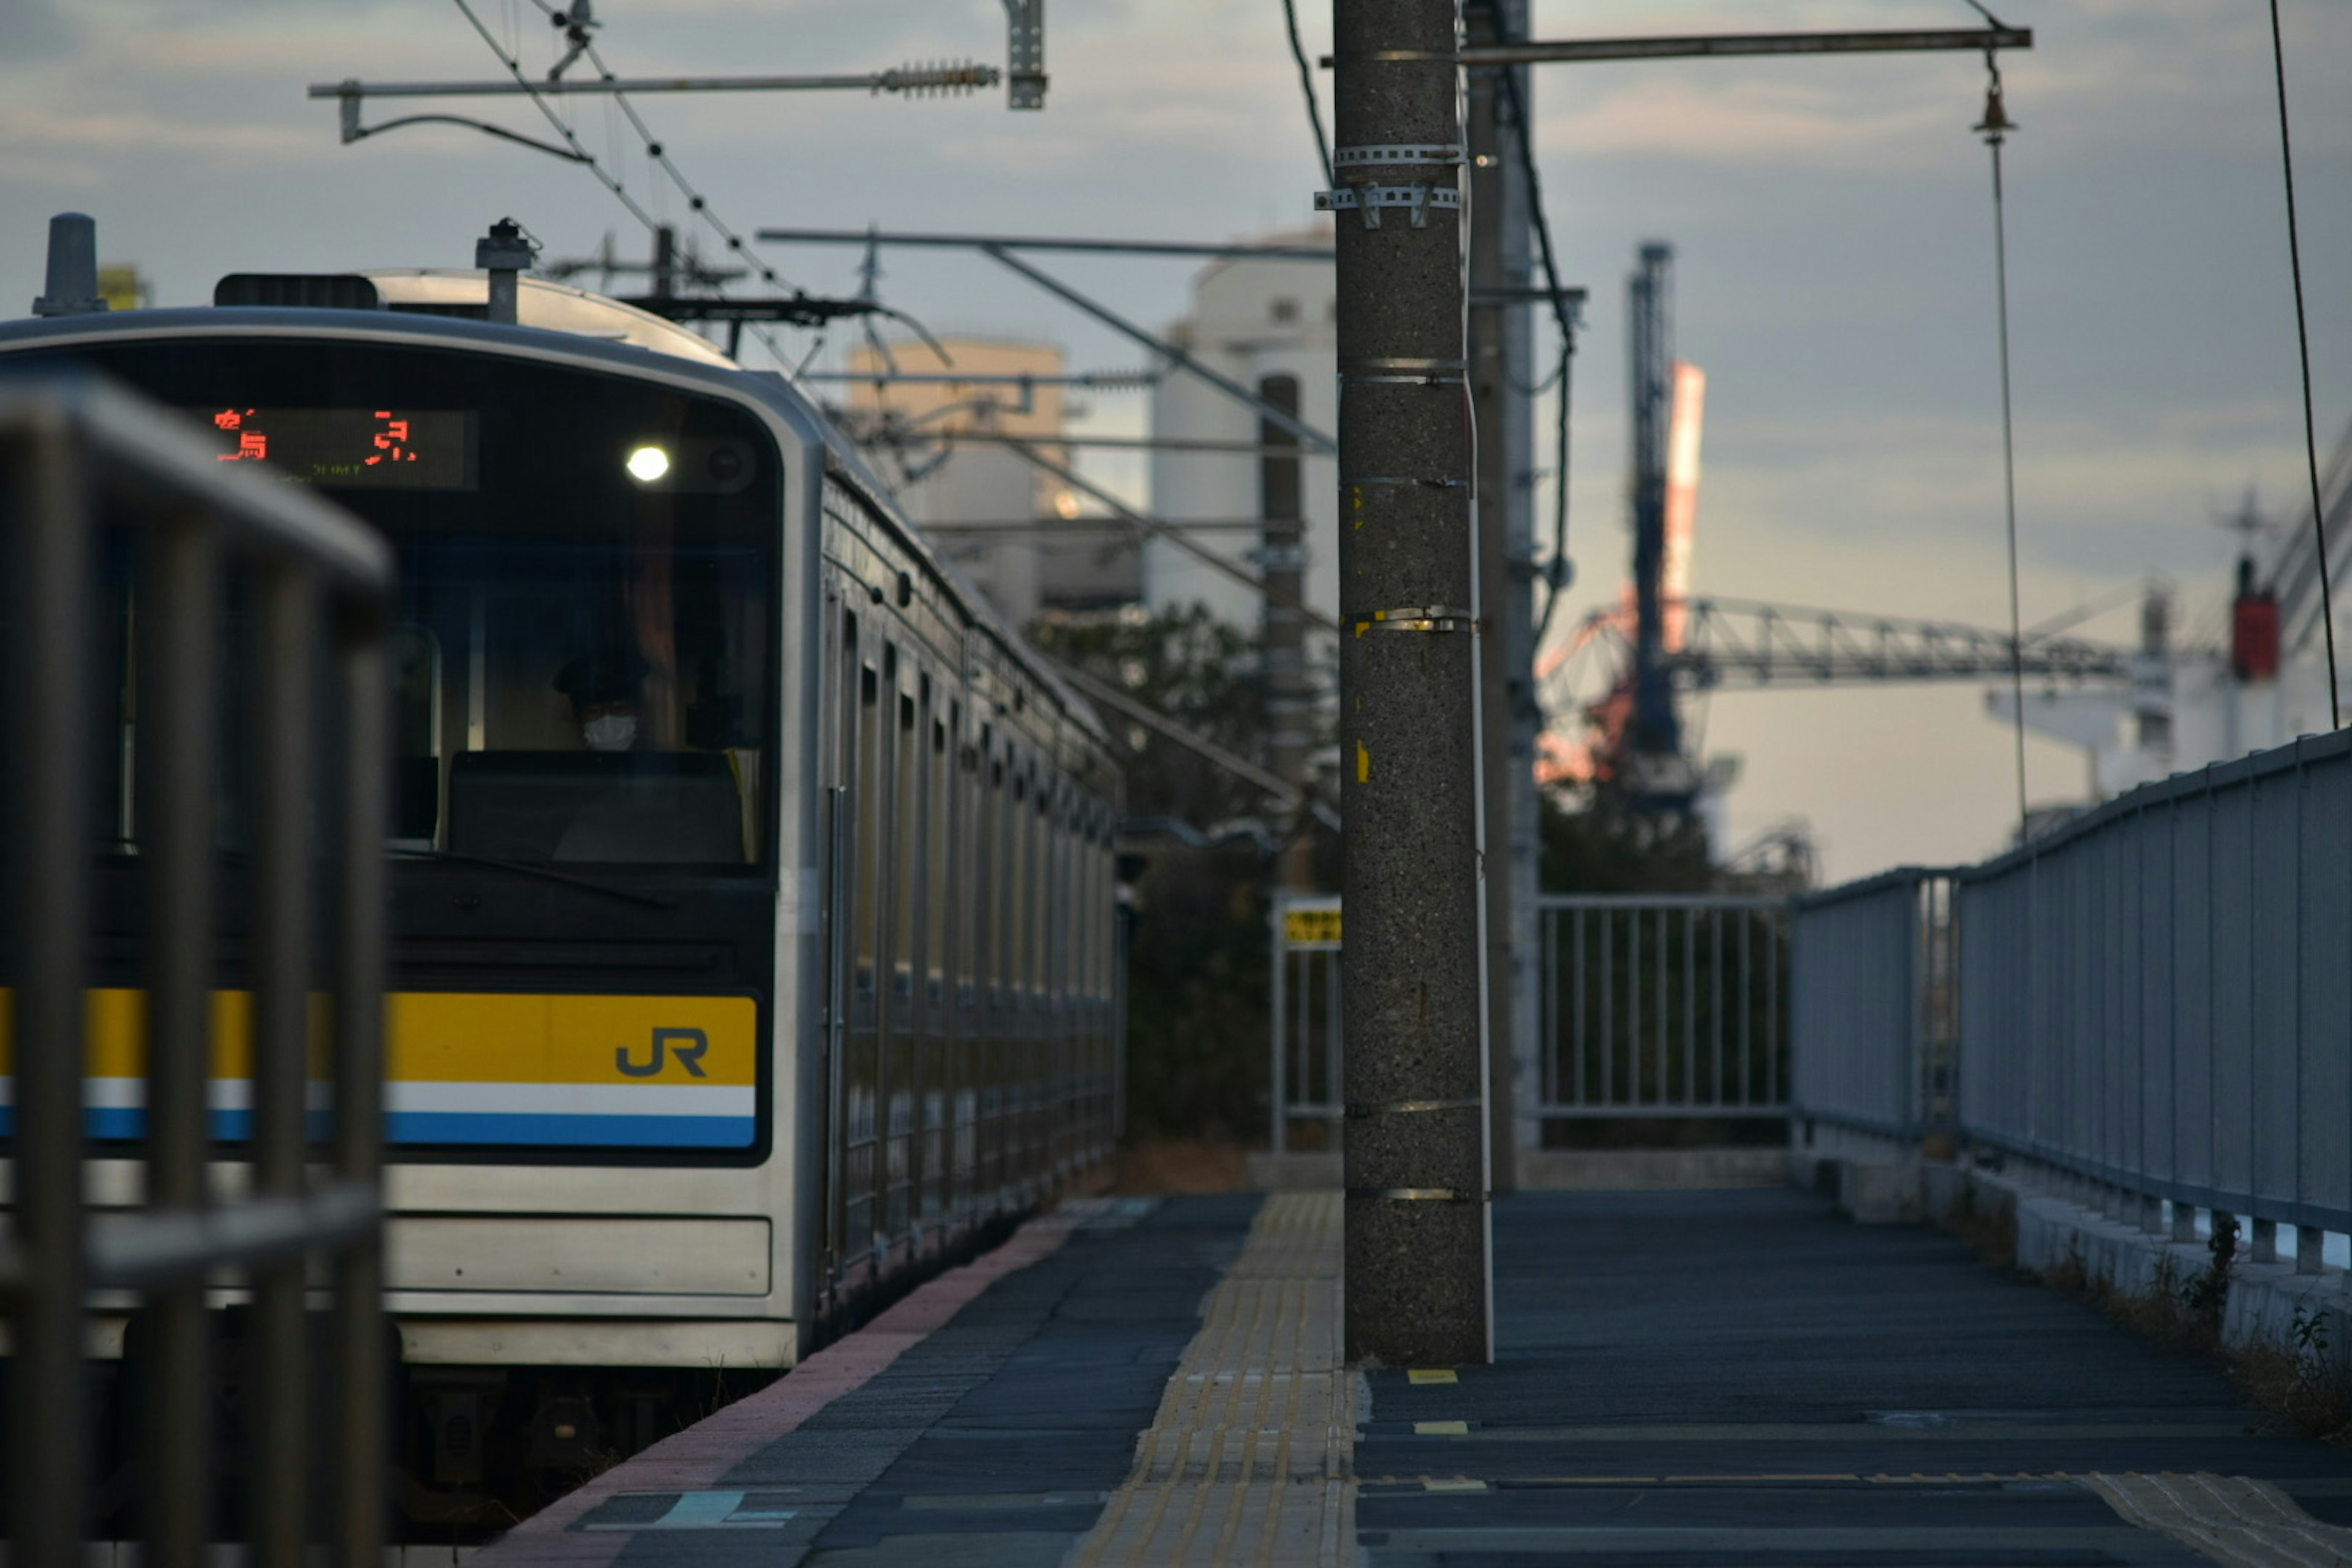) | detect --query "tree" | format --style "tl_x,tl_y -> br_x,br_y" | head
1030,606 -> 1333,1145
